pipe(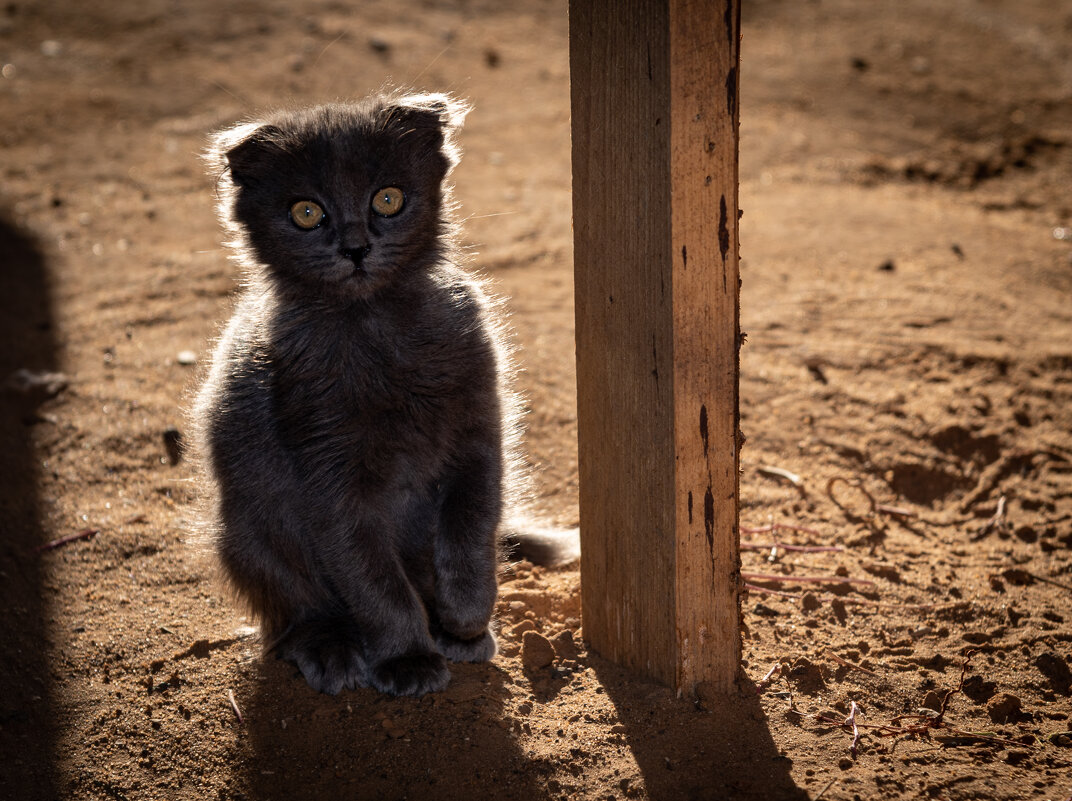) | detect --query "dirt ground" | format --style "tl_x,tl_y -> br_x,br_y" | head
2,1 -> 1072,799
